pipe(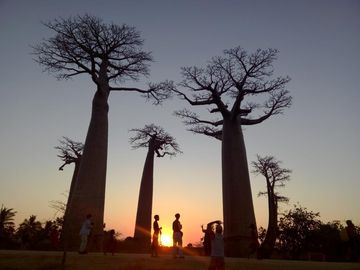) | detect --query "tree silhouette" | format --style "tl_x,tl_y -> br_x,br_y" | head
129,124 -> 181,248
252,154 -> 291,258
32,15 -> 172,248
55,137 -> 84,210
16,215 -> 42,249
0,205 -> 16,245
278,204 -> 322,259
170,46 -> 292,256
